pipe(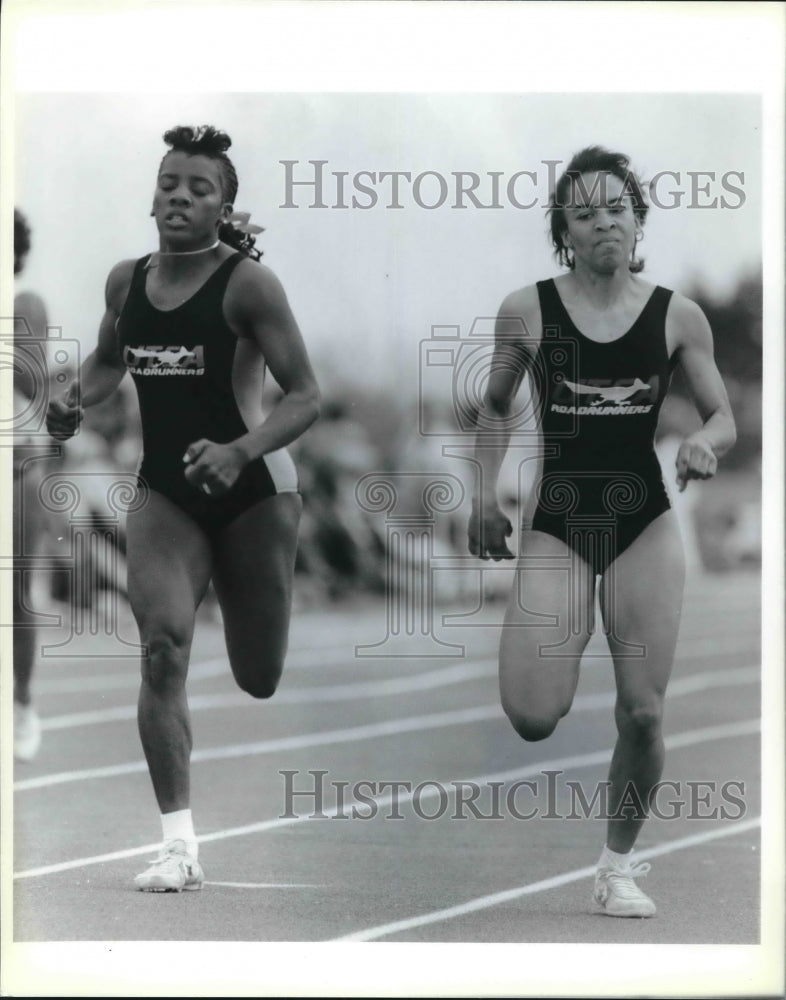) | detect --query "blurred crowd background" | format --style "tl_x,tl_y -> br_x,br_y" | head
18,267 -> 762,620
12,92 -> 765,623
